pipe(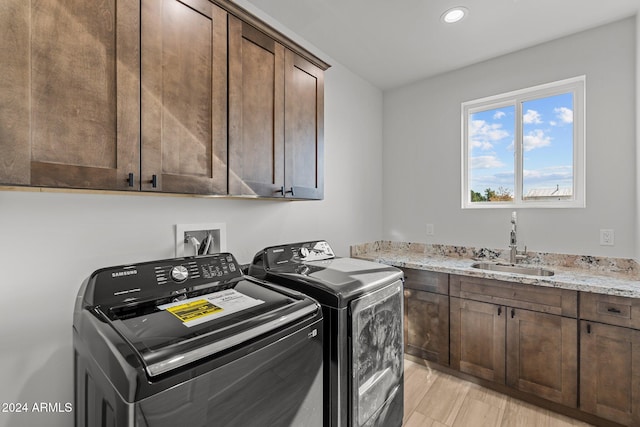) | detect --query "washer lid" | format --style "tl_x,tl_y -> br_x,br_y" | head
99,278 -> 318,377
264,257 -> 403,308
